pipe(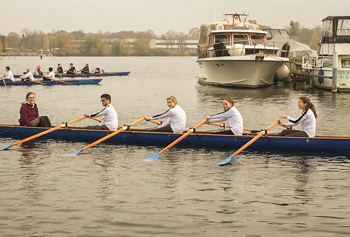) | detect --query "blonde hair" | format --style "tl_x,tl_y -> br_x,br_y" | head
166,96 -> 177,104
